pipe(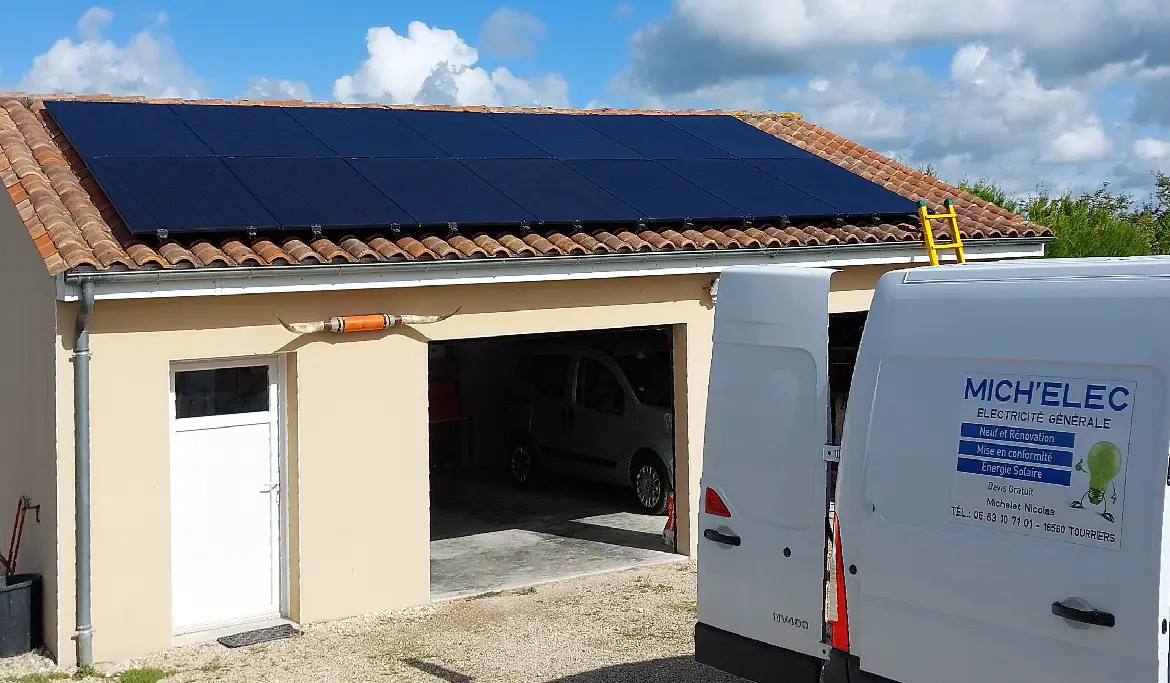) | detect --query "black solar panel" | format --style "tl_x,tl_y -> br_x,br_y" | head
749,158 -> 920,216
285,107 -> 447,158
663,115 -> 818,159
660,159 -> 842,218
565,159 -> 742,221
170,104 -> 336,157
45,101 -> 213,158
459,159 -> 638,223
391,110 -> 550,158
487,113 -> 643,159
348,158 -> 534,226
85,157 -> 278,233
575,115 -> 734,159
49,102 -> 922,236
223,157 -> 413,228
